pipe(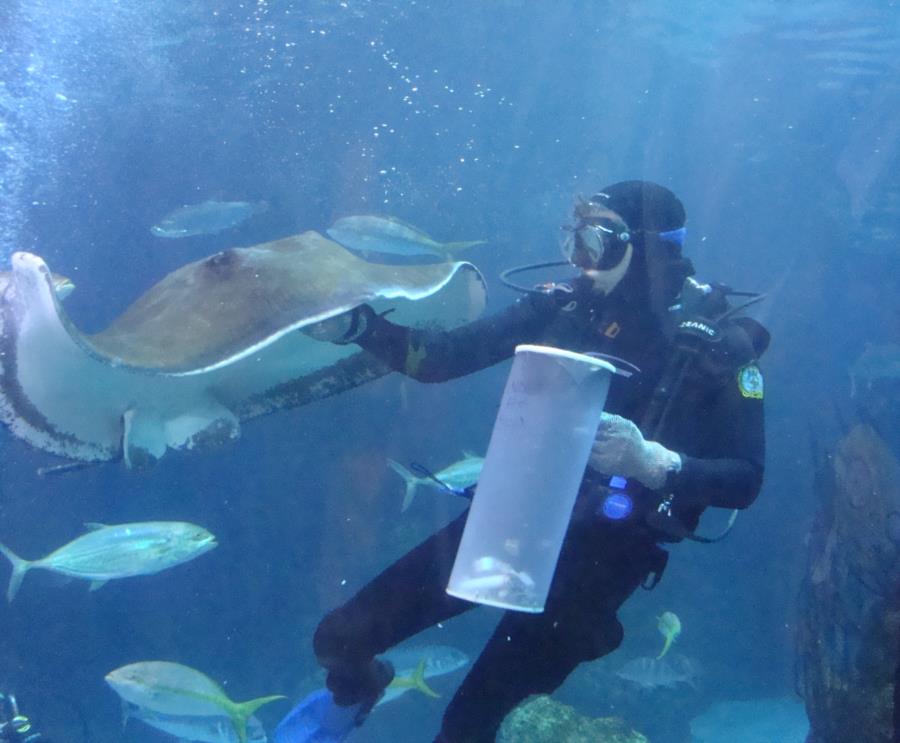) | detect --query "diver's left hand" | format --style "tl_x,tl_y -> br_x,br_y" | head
302,312 -> 354,343
302,305 -> 375,345
589,413 -> 682,490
